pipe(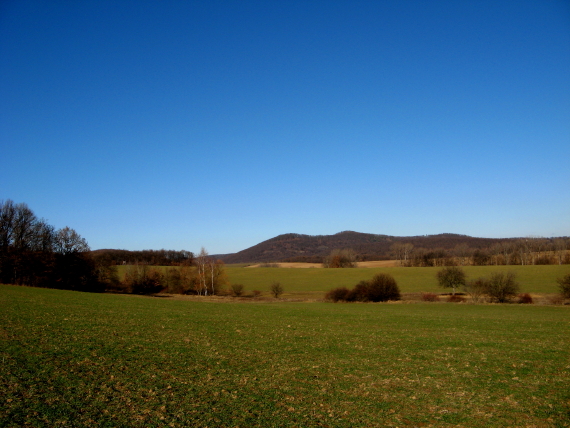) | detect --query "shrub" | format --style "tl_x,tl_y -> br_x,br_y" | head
436,266 -> 466,295
124,264 -> 164,295
557,274 -> 570,299
163,267 -> 180,292
328,275 -> 401,303
252,290 -> 262,298
535,255 -> 555,265
346,281 -> 371,302
325,287 -> 351,302
548,294 -> 564,305
230,283 -> 244,297
447,294 -> 466,303
323,249 -> 357,268
270,281 -> 284,298
366,273 -> 401,302
464,278 -> 488,303
485,272 -> 519,303
517,293 -> 533,304
421,293 -> 440,302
